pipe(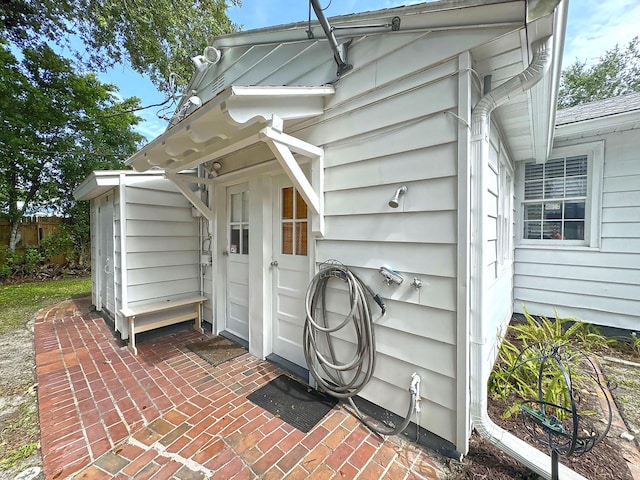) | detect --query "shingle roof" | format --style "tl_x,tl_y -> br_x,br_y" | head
556,92 -> 640,125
